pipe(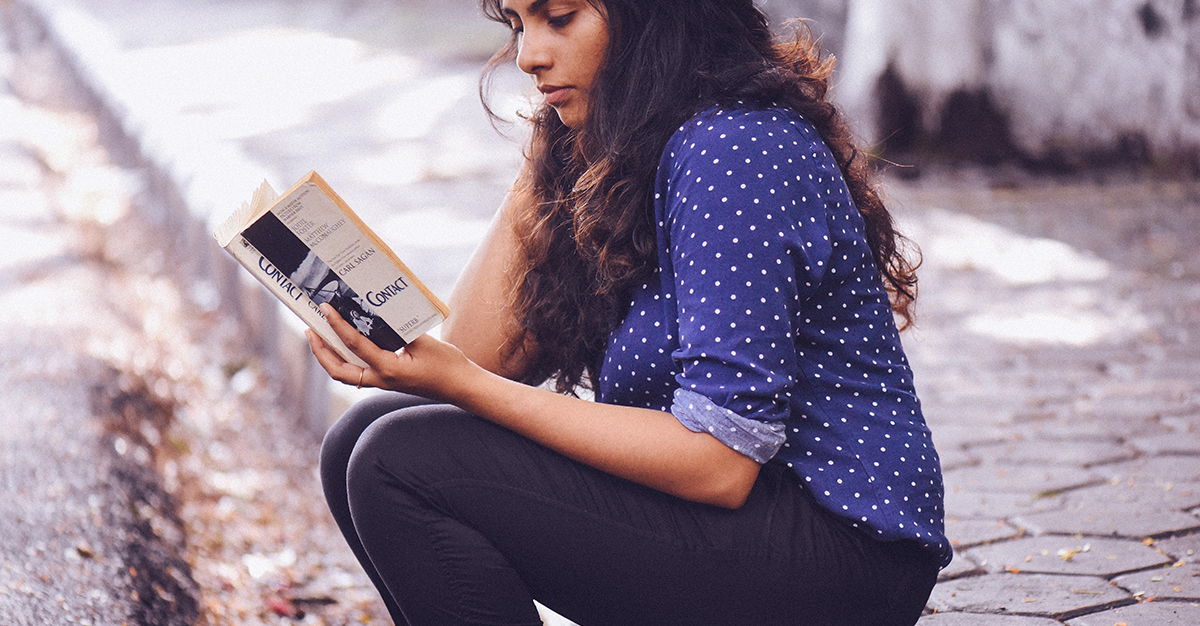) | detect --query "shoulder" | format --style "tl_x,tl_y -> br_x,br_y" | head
656,103 -> 839,198
664,104 -> 823,160
657,104 -> 835,192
